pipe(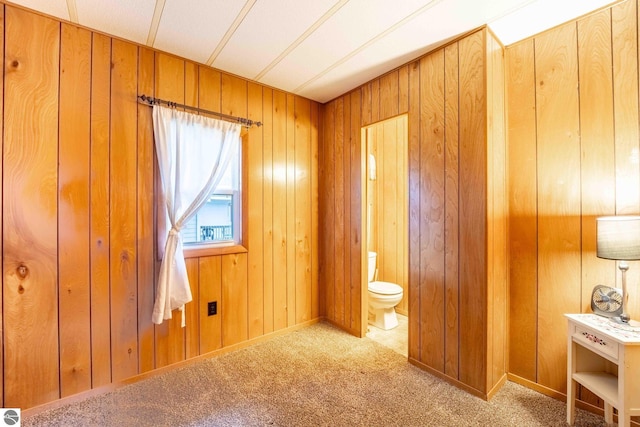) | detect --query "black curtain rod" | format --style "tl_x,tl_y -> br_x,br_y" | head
137,95 -> 262,128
